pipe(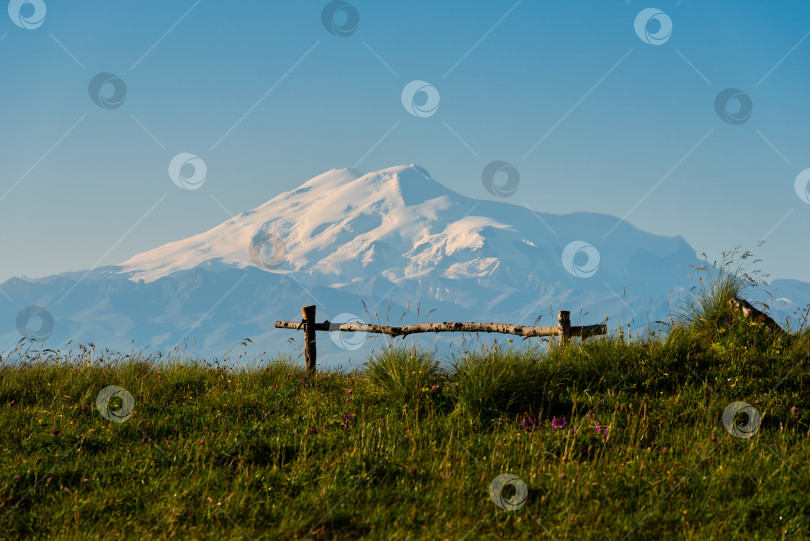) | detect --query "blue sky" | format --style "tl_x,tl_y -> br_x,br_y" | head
1,0 -> 809,284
